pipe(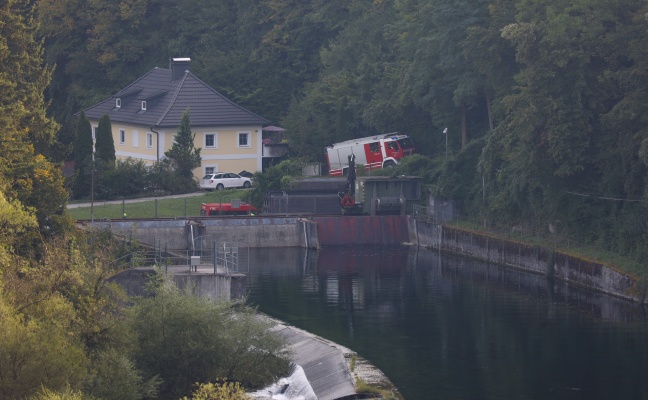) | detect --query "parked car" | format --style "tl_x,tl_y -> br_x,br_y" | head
199,172 -> 252,191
